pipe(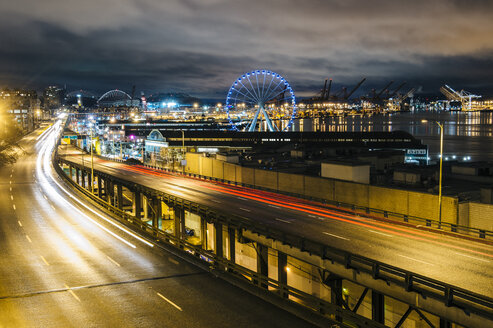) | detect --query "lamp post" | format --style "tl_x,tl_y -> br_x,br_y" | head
422,119 -> 444,228
181,130 -> 185,172
437,121 -> 444,229
90,124 -> 94,194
